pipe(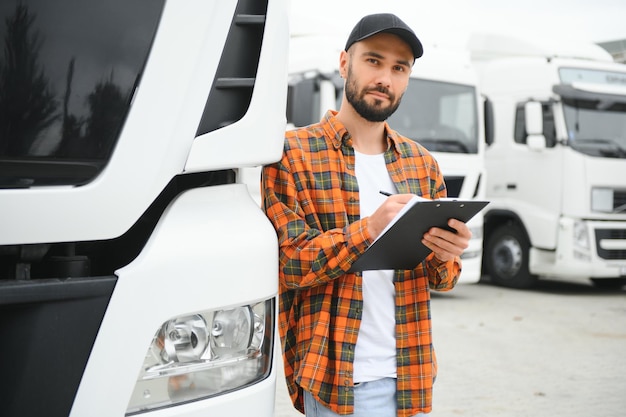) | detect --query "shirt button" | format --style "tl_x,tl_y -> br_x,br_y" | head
349,197 -> 356,203
344,379 -> 350,386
